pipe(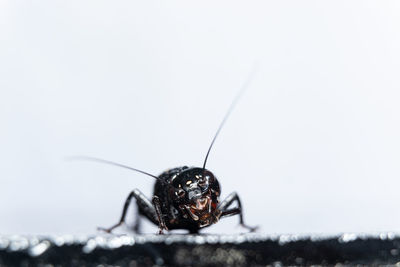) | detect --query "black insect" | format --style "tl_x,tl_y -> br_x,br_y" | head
77,75 -> 257,234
